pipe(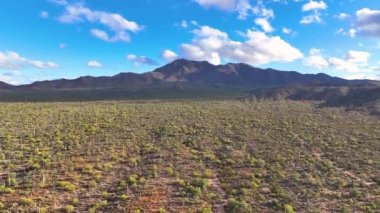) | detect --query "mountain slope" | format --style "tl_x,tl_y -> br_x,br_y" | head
0,59 -> 378,102
0,81 -> 14,90
14,59 -> 348,90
